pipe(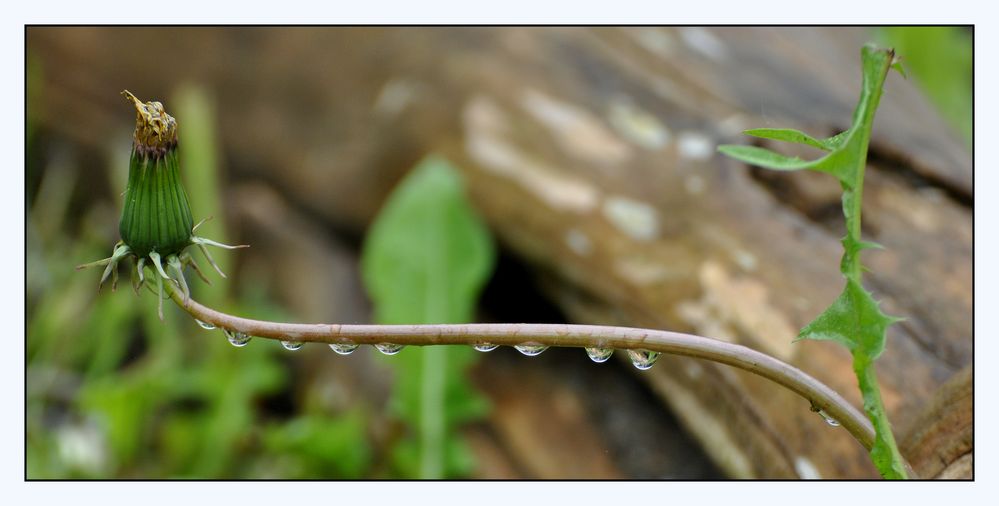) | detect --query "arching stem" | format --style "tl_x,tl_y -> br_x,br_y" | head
160,279 -> 914,477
